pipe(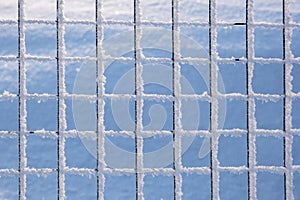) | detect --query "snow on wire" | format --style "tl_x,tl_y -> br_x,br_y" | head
0,0 -> 299,200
